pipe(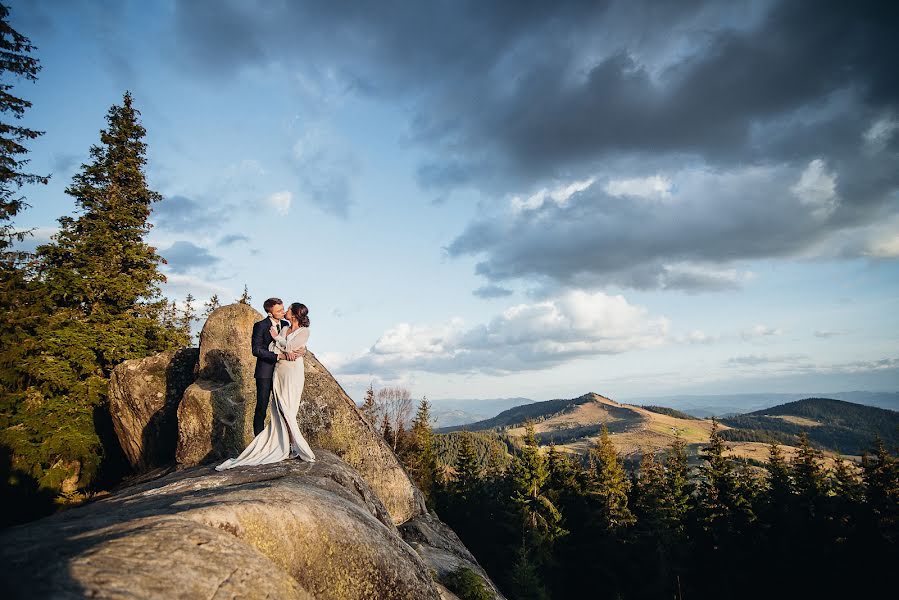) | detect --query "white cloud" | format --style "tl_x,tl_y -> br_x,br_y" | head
865,232 -> 899,258
741,324 -> 783,340
604,174 -> 672,200
10,226 -> 58,253
727,354 -> 807,367
339,290 -> 669,376
813,329 -> 844,338
675,330 -> 718,344
510,177 -> 595,213
863,116 -> 898,147
161,273 -> 229,299
261,190 -> 292,215
791,158 -> 838,218
660,263 -> 753,292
